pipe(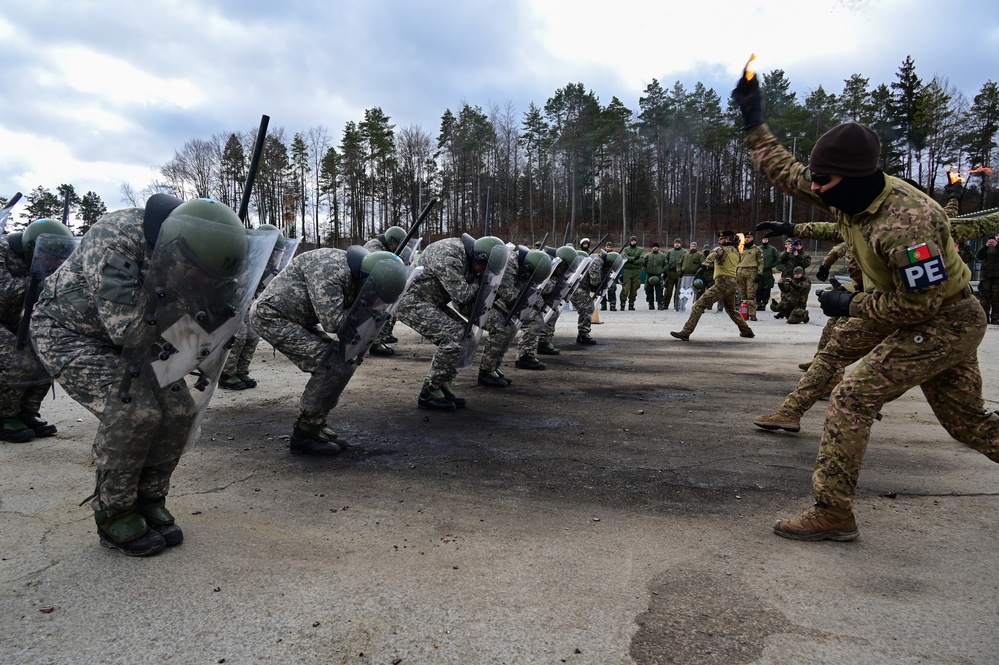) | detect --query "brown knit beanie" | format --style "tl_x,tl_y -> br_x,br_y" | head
808,122 -> 881,177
